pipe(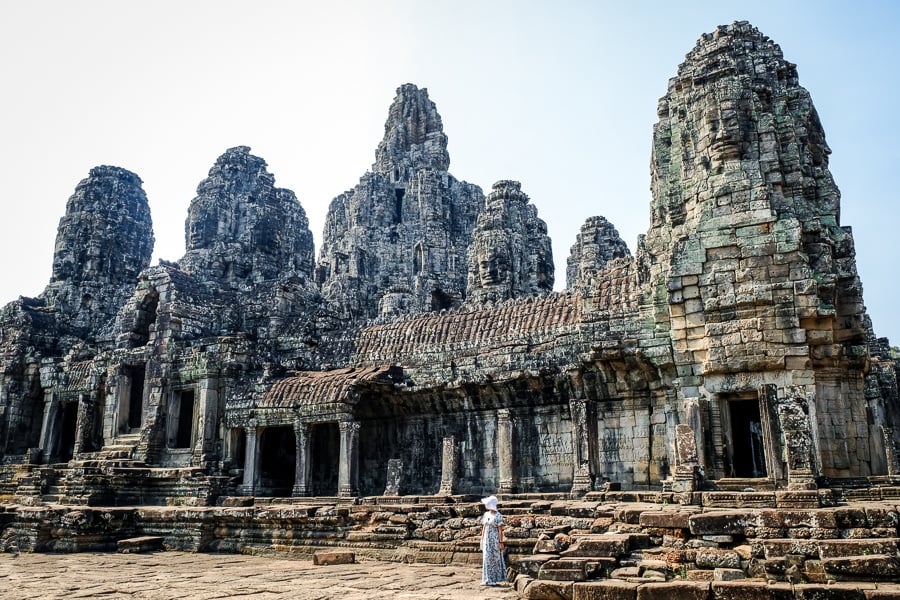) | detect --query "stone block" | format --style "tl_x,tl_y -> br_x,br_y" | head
817,539 -> 899,558
711,581 -> 787,600
635,581 -> 709,600
116,536 -> 163,553
712,568 -> 744,581
688,511 -> 746,536
822,555 -> 900,579
573,580 -> 639,600
793,583 -> 868,599
525,579 -> 573,600
638,511 -> 690,529
312,550 -> 355,565
694,548 -> 740,569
